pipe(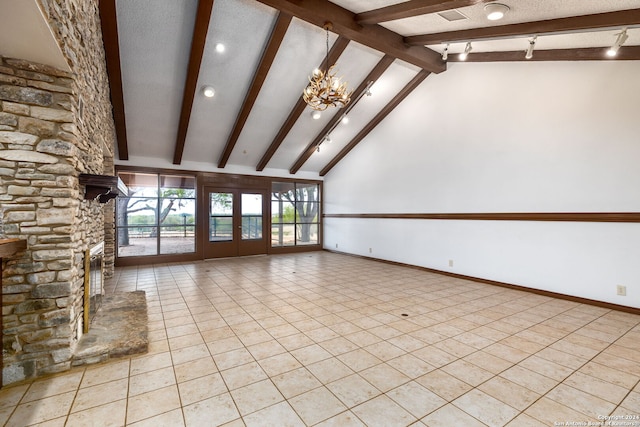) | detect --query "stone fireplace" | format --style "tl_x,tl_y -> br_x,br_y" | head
0,0 -> 117,386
